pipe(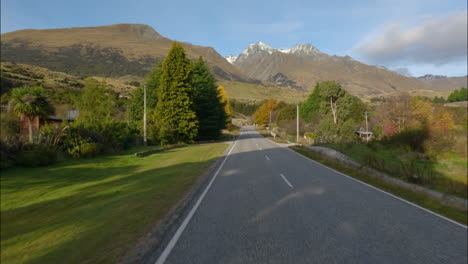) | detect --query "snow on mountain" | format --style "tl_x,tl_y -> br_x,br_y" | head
241,41 -> 276,56
279,44 -> 321,56
233,42 -> 323,64
225,54 -> 237,64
